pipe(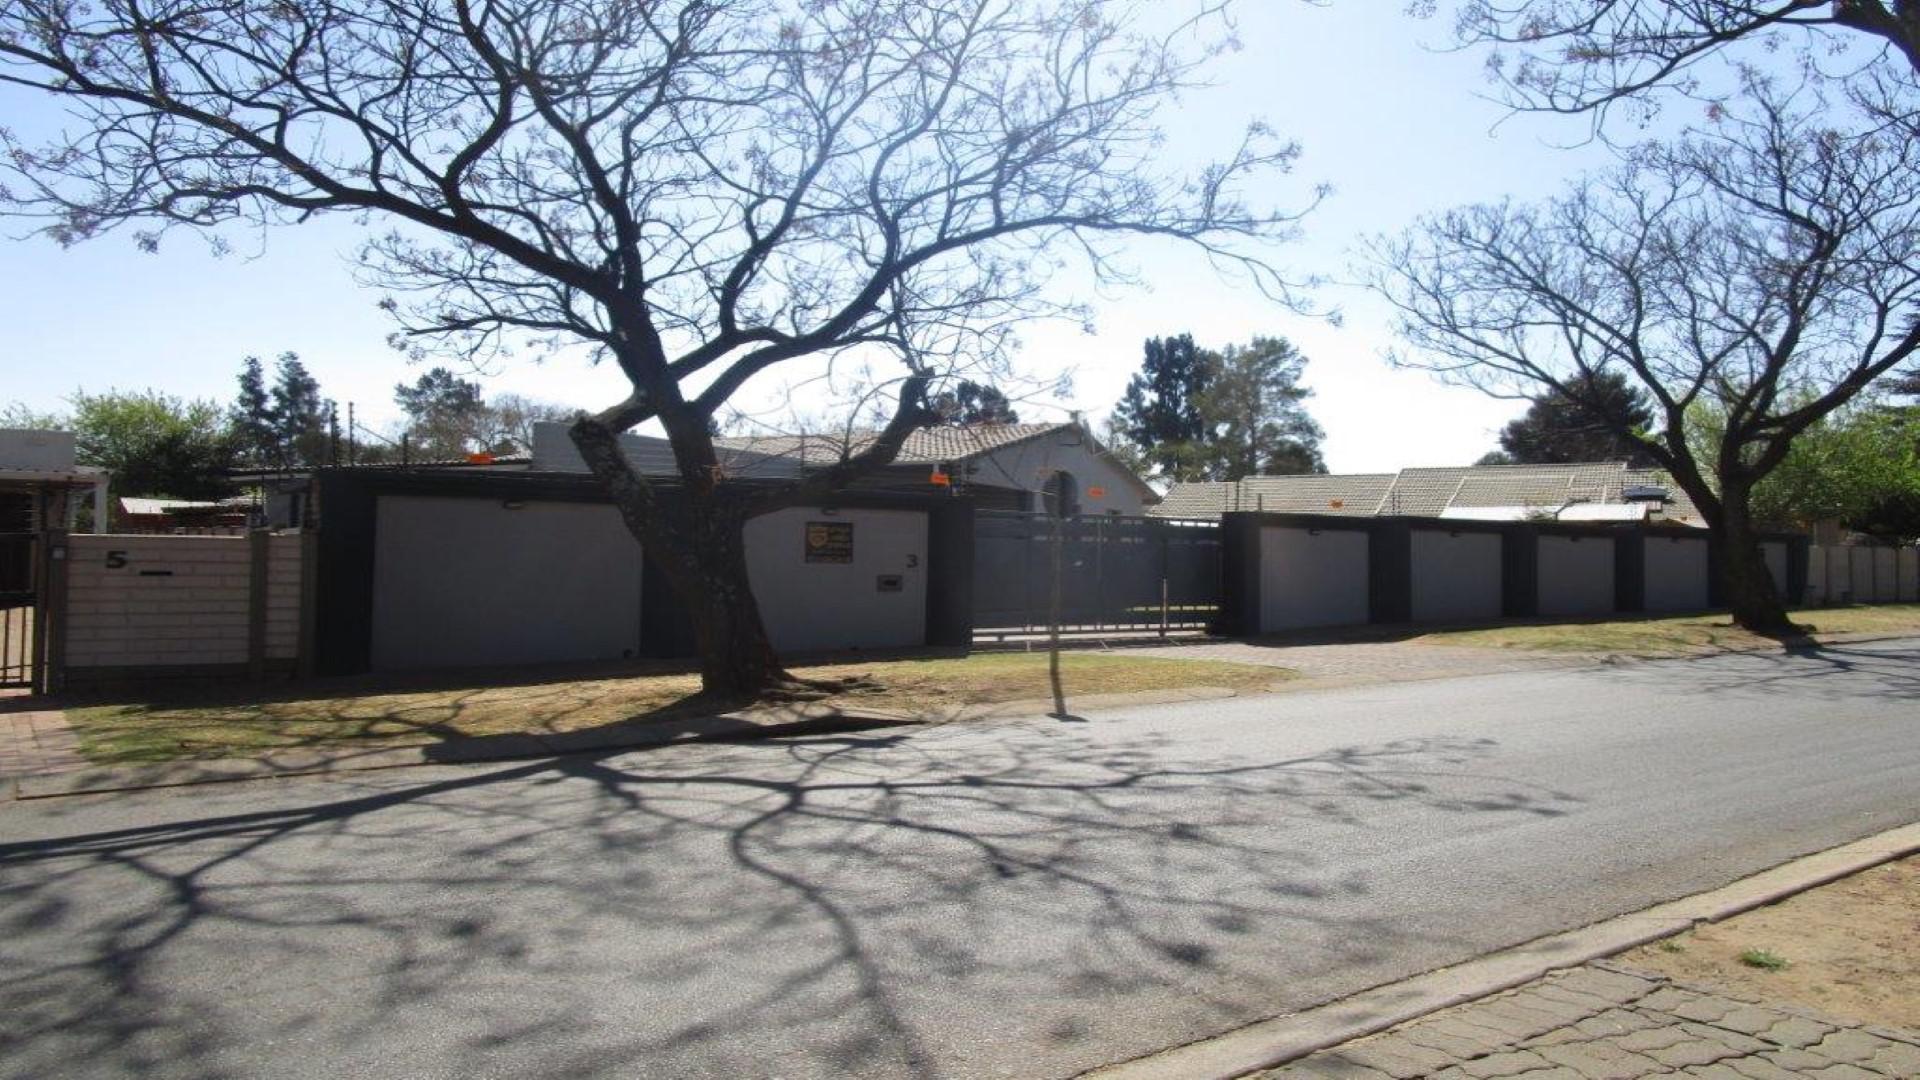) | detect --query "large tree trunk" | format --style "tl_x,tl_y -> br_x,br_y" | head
675,505 -> 787,697
1715,487 -> 1795,636
568,418 -> 793,701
